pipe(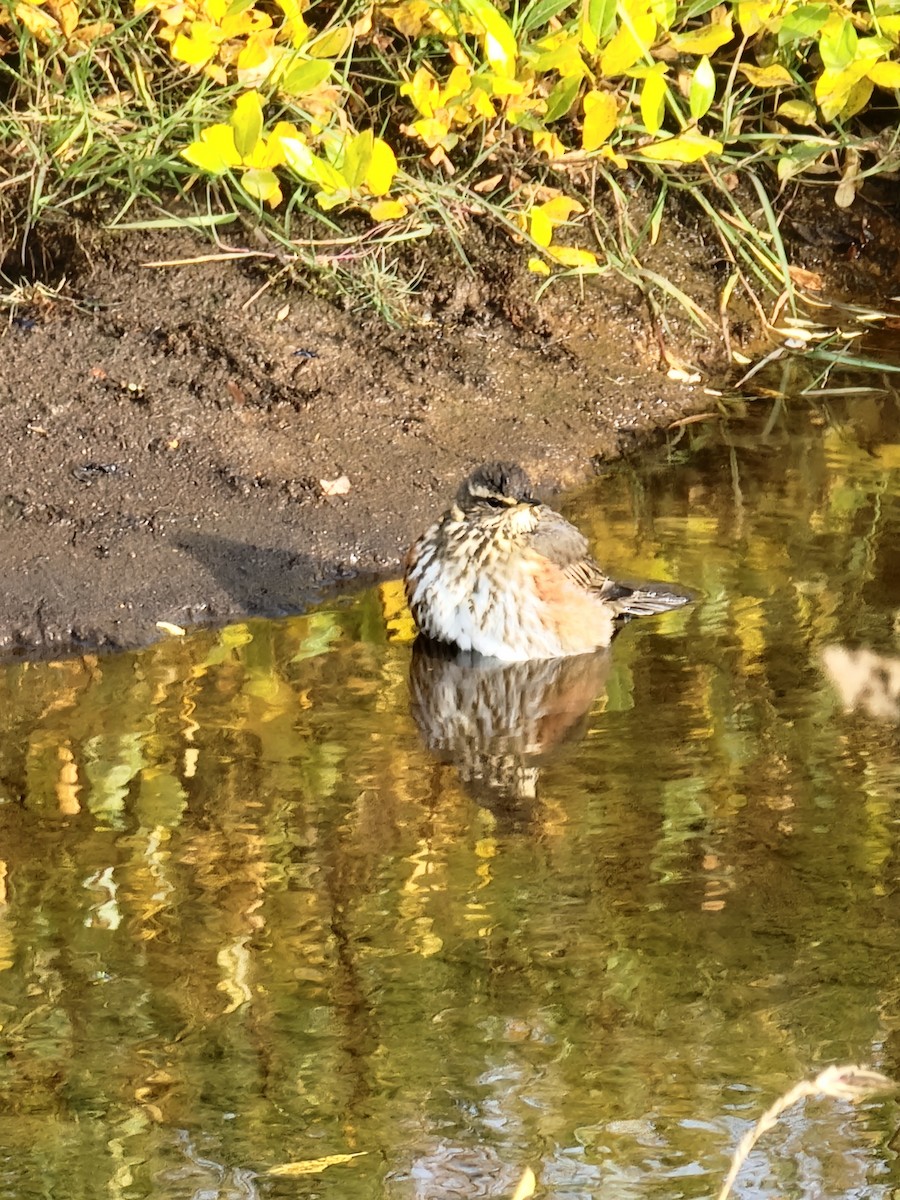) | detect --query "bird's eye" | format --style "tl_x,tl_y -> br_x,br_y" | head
485,496 -> 507,508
